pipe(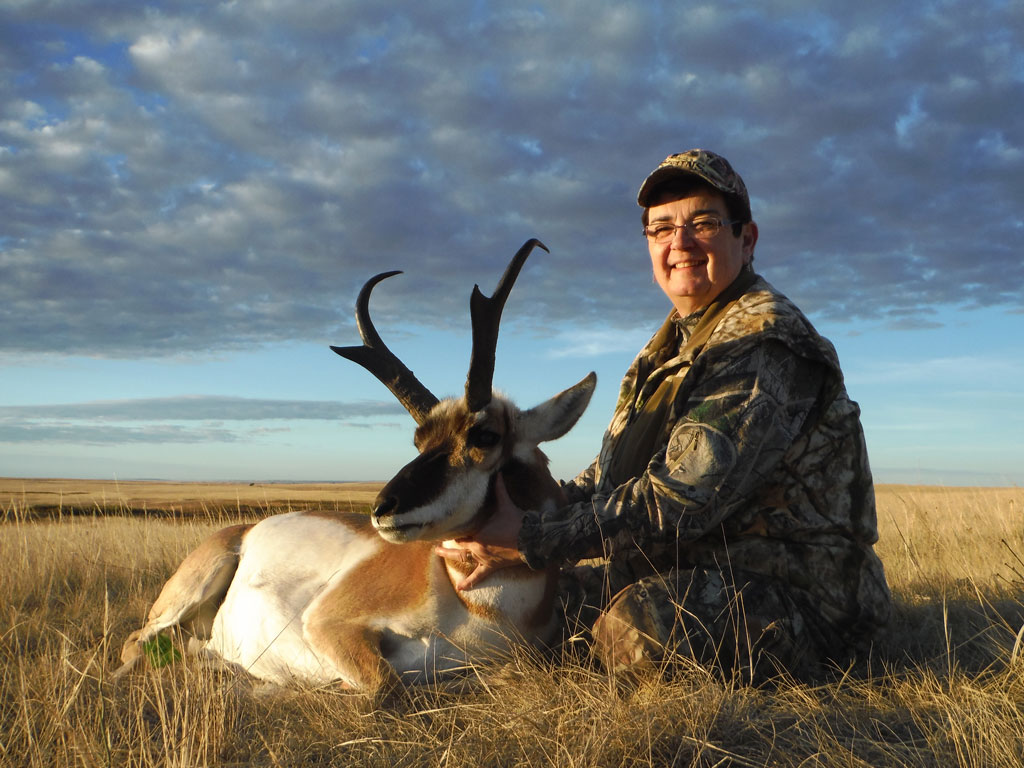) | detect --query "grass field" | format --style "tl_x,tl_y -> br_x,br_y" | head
0,477 -> 383,519
1,479 -> 1022,767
